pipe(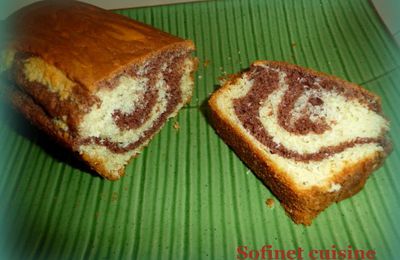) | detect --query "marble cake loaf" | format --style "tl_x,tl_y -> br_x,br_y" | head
209,61 -> 391,225
1,1 -> 196,180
